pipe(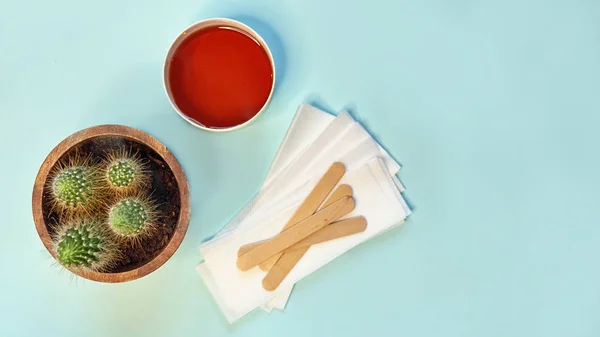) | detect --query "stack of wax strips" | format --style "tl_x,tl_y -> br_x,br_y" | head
197,104 -> 411,323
